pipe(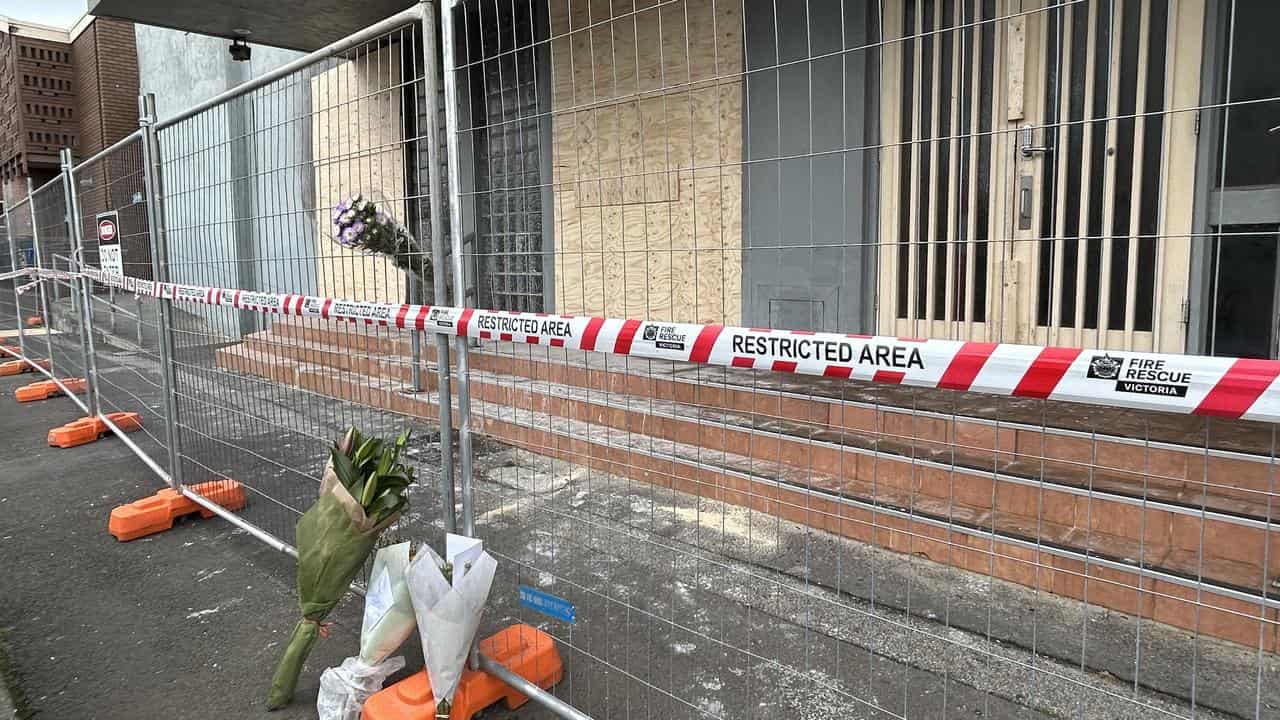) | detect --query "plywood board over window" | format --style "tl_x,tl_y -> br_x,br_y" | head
549,0 -> 743,325
310,45 -> 407,304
